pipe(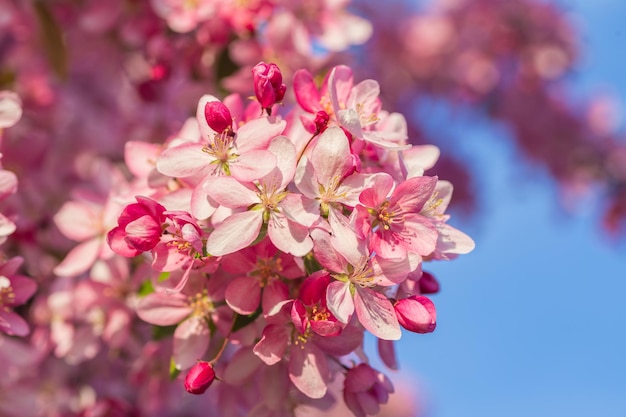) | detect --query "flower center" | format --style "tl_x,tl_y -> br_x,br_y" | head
203,131 -> 237,174
309,304 -> 330,322
188,290 -> 213,318
253,257 -> 283,287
